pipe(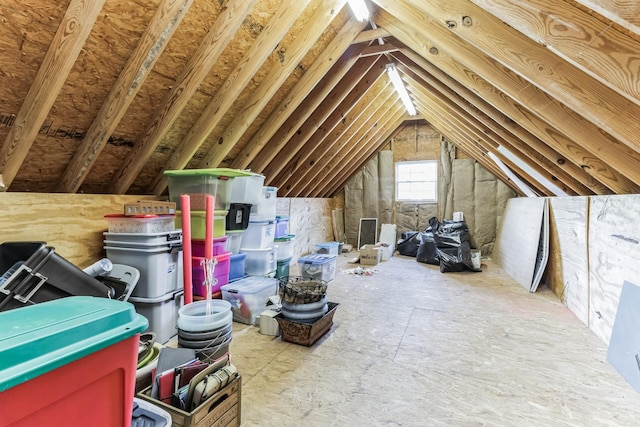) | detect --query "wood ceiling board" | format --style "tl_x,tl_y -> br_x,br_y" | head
56,0 -> 194,193
0,0 -> 106,189
407,0 -> 640,166
494,197 -> 549,290
231,19 -> 368,170
137,0 -> 308,195
286,82 -> 396,197
194,0 -> 349,172
352,27 -> 392,44
572,0 -> 640,36
393,52 -> 598,196
471,0 -> 640,105
273,72 -> 392,194
374,7 -> 640,193
312,104 -> 405,197
106,0 -> 258,194
402,65 -> 580,196
262,56 -> 384,183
